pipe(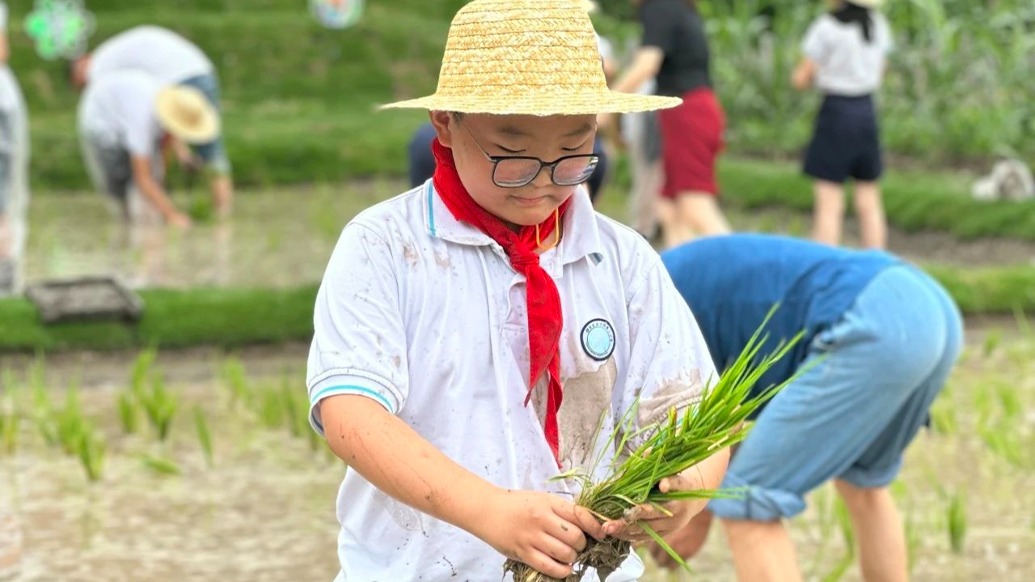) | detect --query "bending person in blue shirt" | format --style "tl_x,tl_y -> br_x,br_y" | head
657,233 -> 962,582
